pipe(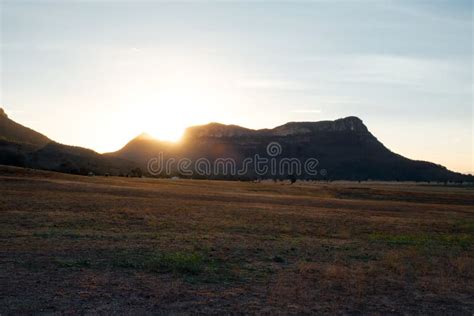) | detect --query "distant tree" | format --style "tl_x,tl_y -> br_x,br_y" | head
130,167 -> 143,178
78,168 -> 89,176
289,175 -> 297,184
